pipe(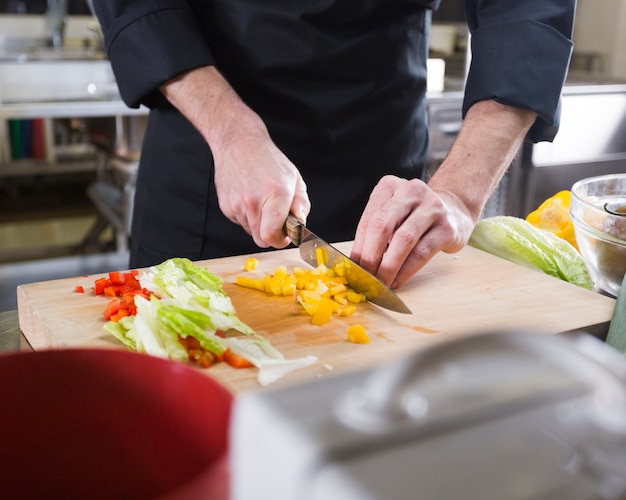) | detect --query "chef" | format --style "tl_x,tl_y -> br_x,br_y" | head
90,0 -> 576,289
